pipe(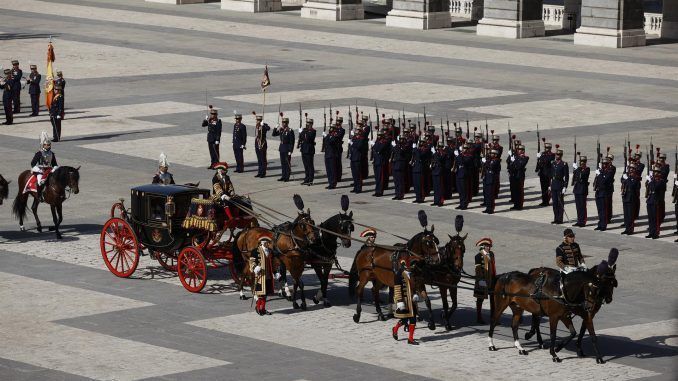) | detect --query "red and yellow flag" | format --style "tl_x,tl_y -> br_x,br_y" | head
45,42 -> 55,109
260,65 -> 270,91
